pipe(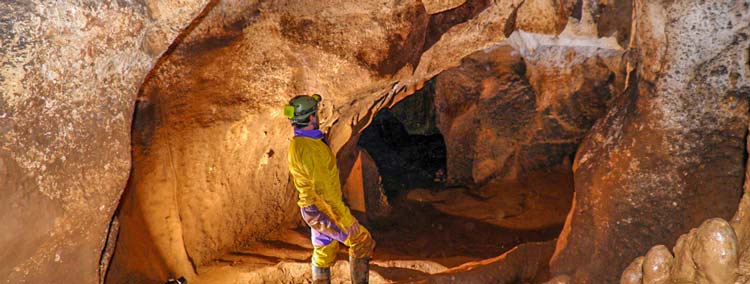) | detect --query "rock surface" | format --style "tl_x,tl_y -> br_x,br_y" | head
410,240 -> 556,284
550,0 -> 750,283
405,172 -> 573,230
0,1 -> 209,283
620,218 -> 740,284
434,30 -> 623,186
341,148 -> 392,220
514,0 -> 575,34
422,0 -> 468,14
